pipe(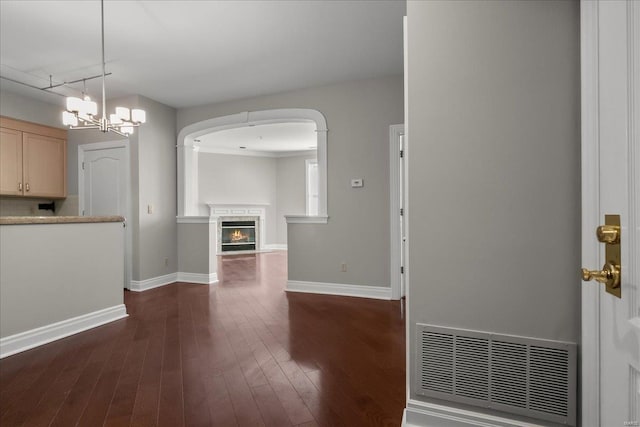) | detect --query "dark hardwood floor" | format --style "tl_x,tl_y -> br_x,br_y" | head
0,251 -> 406,426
